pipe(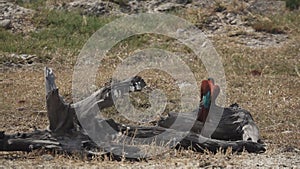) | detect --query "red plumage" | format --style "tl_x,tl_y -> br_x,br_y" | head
198,78 -> 220,122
